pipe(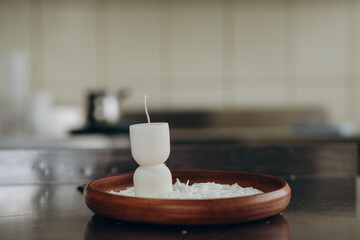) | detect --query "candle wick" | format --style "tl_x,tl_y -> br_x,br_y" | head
144,95 -> 151,123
